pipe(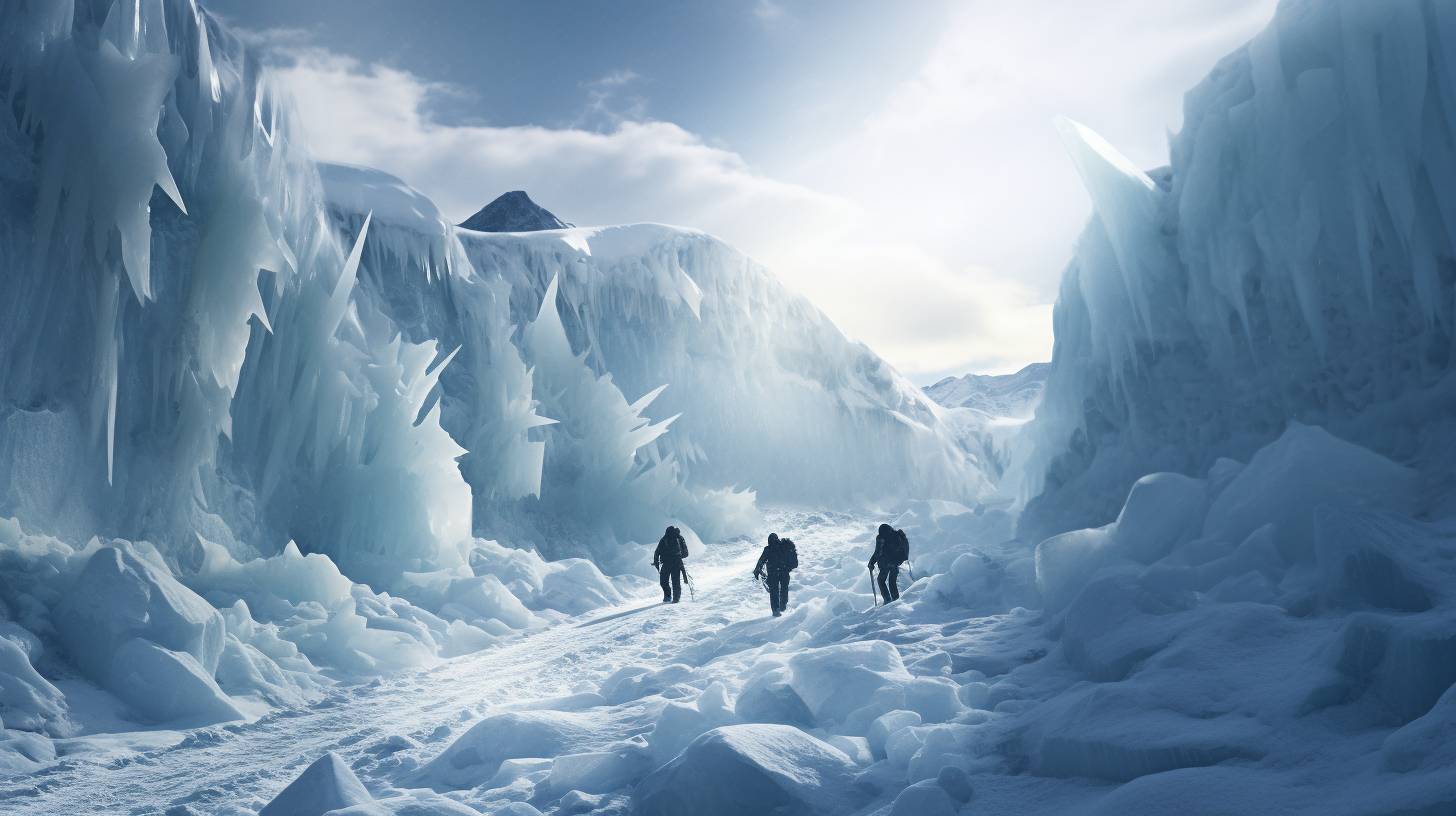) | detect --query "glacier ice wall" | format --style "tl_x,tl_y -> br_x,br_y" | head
320,164 -> 991,528
0,0 -> 475,583
1021,0 -> 1456,540
318,164 -> 759,563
